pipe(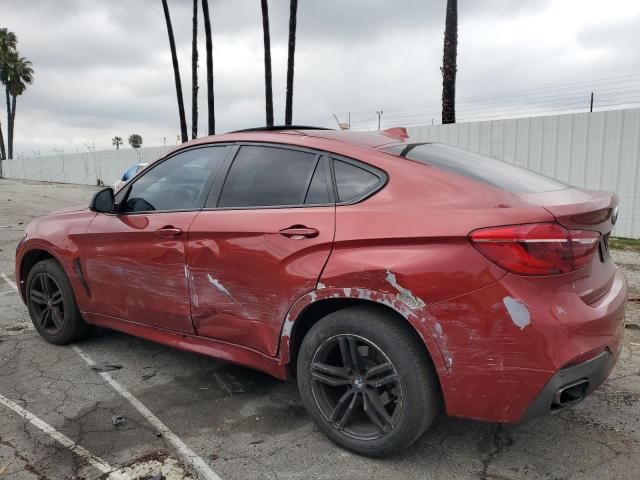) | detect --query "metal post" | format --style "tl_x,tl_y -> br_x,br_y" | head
376,110 -> 383,131
348,112 -> 351,130
590,92 -> 594,113
332,113 -> 341,129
